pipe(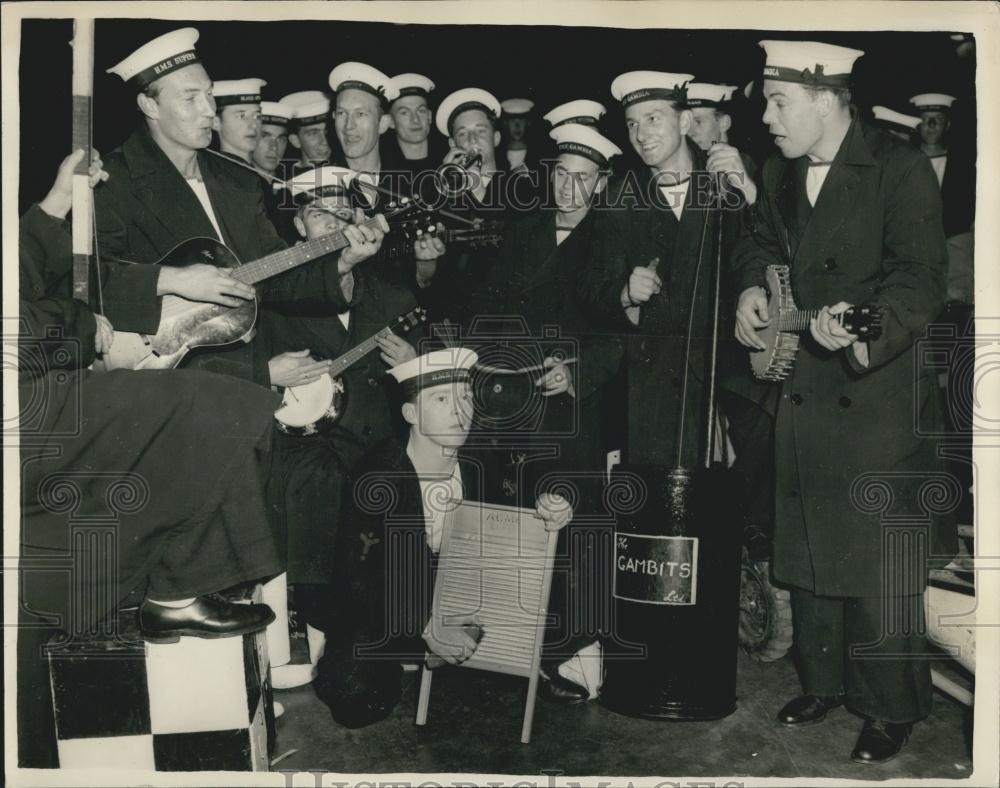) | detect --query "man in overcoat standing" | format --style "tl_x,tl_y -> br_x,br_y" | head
733,40 -> 954,763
